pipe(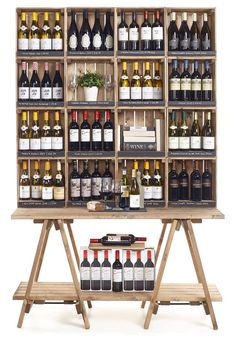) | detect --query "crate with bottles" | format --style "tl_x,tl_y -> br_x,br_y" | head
18,159 -> 66,207
168,159 -> 216,207
17,8 -> 64,56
